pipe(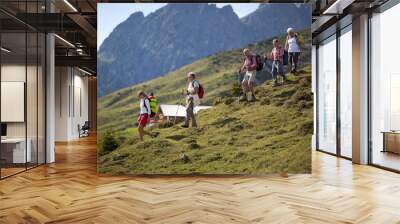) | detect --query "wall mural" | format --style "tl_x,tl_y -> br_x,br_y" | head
97,3 -> 313,175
